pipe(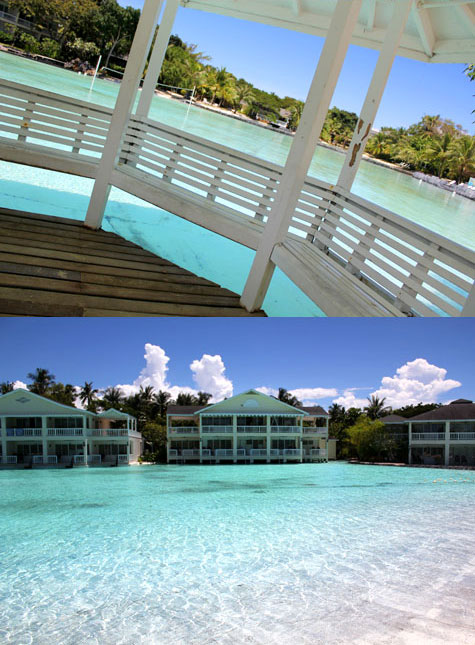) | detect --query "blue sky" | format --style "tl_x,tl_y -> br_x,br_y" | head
0,319 -> 473,409
119,2 -> 474,133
